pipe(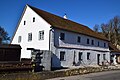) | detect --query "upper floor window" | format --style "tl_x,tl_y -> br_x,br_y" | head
91,40 -> 94,45
98,41 -> 99,46
77,36 -> 81,43
60,33 -> 65,40
79,52 -> 83,61
28,33 -> 32,41
24,21 -> 26,25
104,43 -> 106,47
60,51 -> 66,61
18,36 -> 21,43
33,17 -> 35,22
87,52 -> 90,60
87,38 -> 89,44
39,30 -> 44,40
